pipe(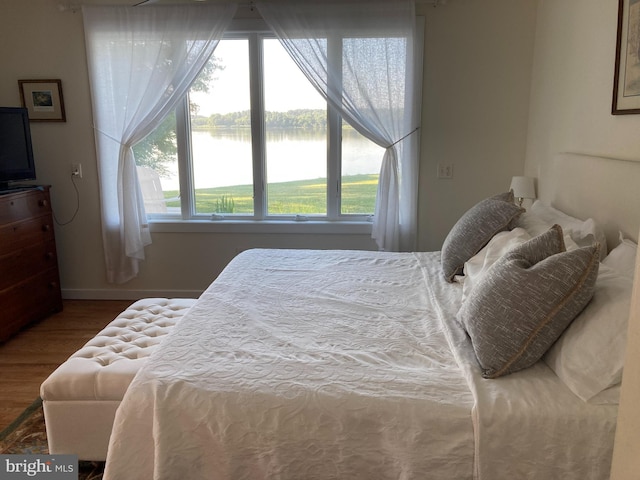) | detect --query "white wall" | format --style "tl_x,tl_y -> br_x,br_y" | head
0,0 -> 538,297
524,0 -> 640,189
419,0 -> 537,251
